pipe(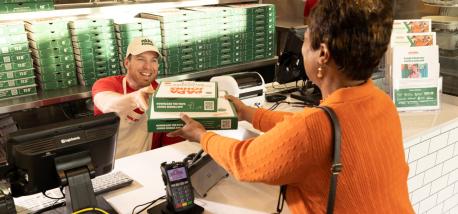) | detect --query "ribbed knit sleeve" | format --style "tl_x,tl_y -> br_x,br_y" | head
251,108 -> 293,132
200,108 -> 326,185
